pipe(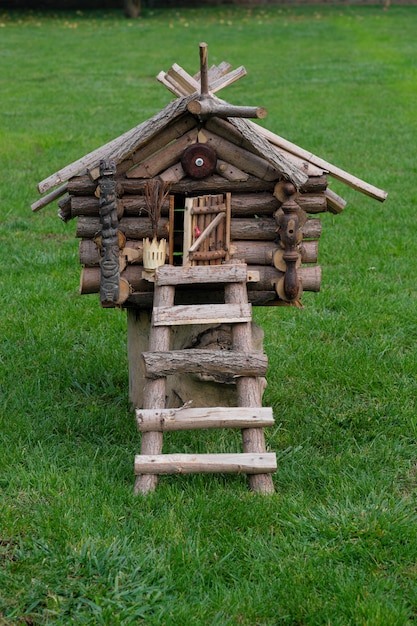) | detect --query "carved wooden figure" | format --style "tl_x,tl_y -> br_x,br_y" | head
98,160 -> 121,307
